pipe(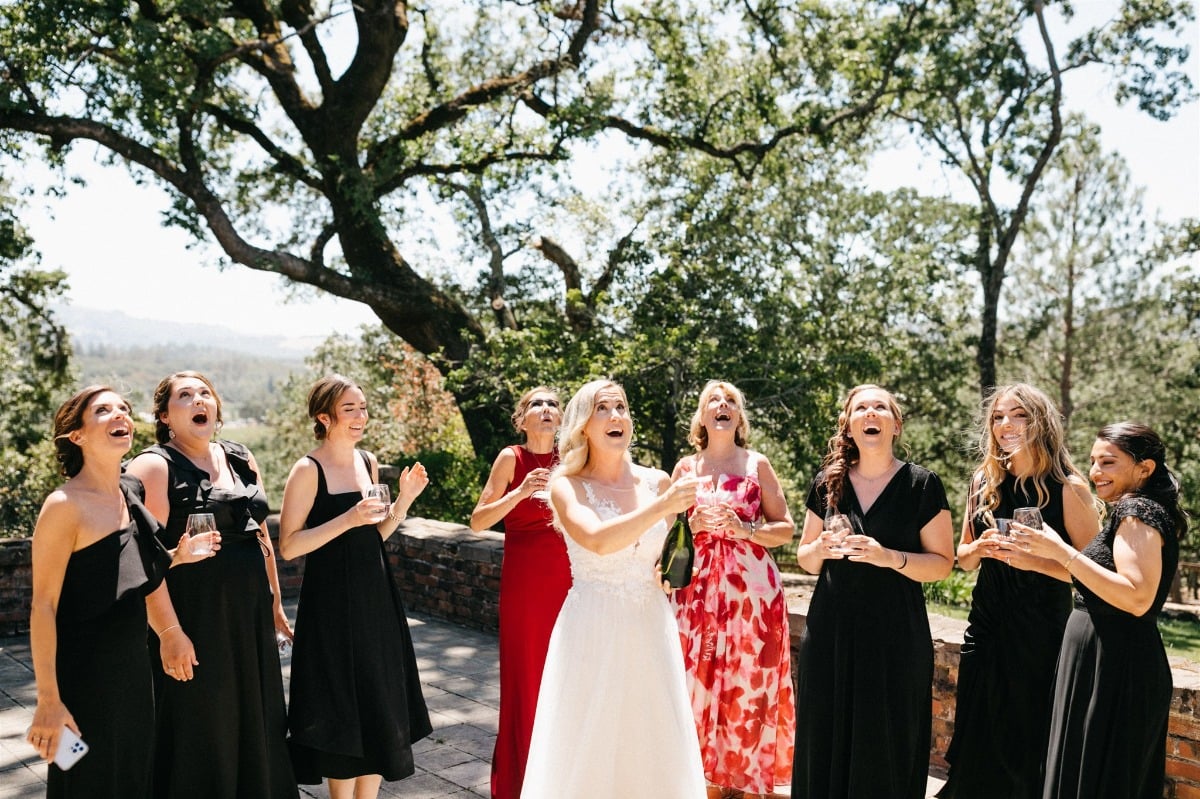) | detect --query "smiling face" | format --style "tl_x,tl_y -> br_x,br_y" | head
53,386 -> 134,476
583,386 -> 631,452
1089,438 -> 1155,502
990,393 -> 1030,456
318,385 -> 369,442
845,386 -> 901,450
